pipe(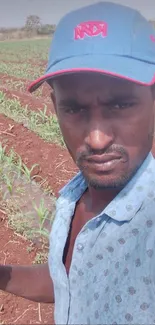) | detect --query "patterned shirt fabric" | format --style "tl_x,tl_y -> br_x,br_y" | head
48,152 -> 155,325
